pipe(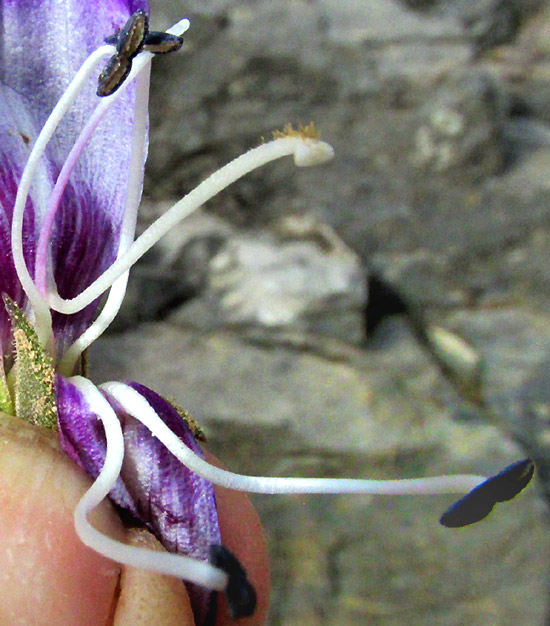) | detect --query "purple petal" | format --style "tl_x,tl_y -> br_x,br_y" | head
0,87 -> 45,355
56,376 -> 220,624
56,375 -> 138,514
0,1 -> 149,125
117,382 -> 221,558
0,1 -> 149,350
111,382 -> 222,625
